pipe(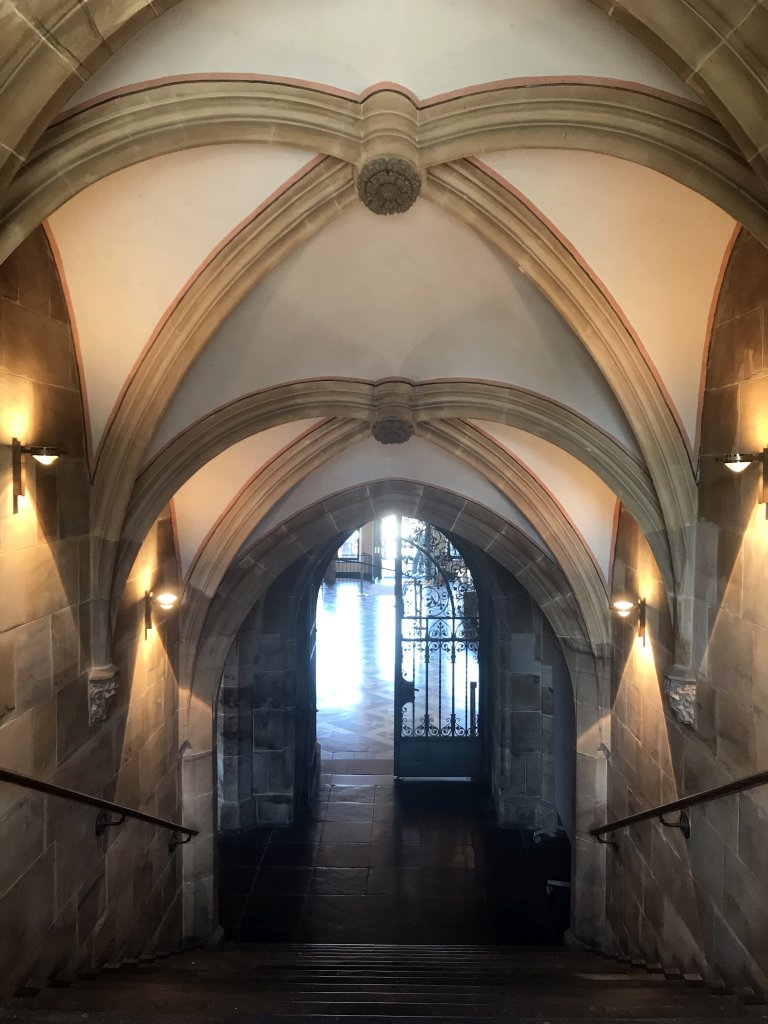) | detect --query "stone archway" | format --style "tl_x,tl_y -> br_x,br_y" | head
216,515 -> 579,933
7,79 -> 764,260
179,481 -> 609,949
